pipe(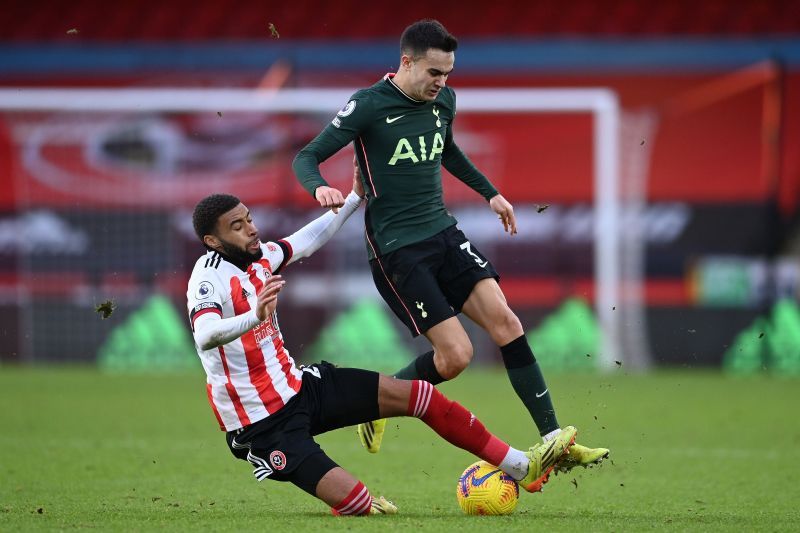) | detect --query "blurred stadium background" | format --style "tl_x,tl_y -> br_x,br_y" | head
1,0 -> 799,376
